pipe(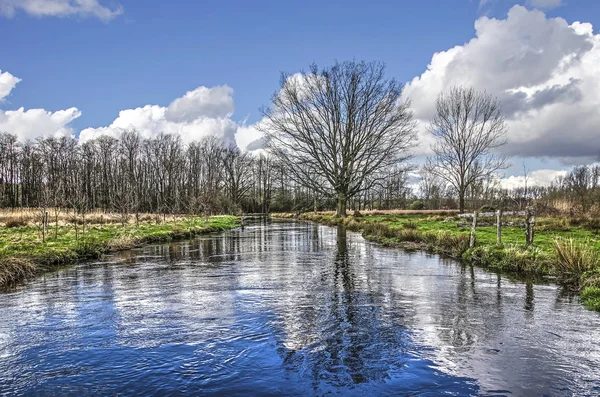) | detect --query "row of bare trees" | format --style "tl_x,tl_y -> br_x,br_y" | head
0,130 -> 417,217
0,131 -> 277,216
